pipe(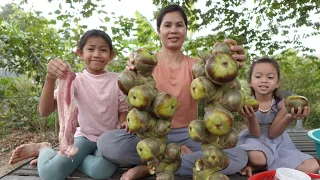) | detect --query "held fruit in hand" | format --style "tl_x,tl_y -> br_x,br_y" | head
285,95 -> 309,113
